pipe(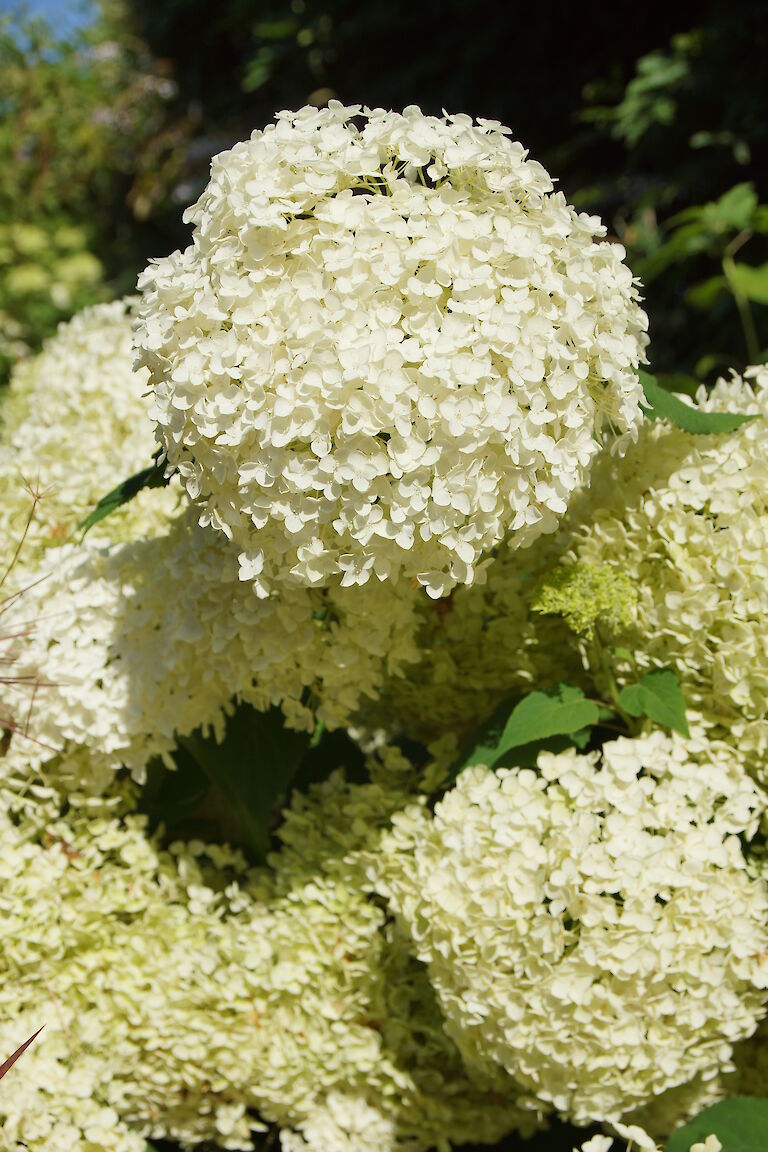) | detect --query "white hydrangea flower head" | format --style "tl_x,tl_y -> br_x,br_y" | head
374,730 -> 768,1123
0,763 -> 540,1152
3,511 -> 422,778
555,365 -> 768,781
0,300 -> 177,572
135,103 -> 649,599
